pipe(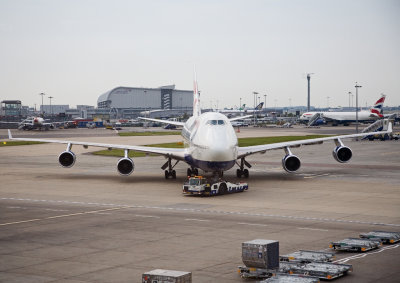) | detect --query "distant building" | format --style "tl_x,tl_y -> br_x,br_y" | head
1,100 -> 22,118
40,105 -> 69,115
97,85 -> 192,118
